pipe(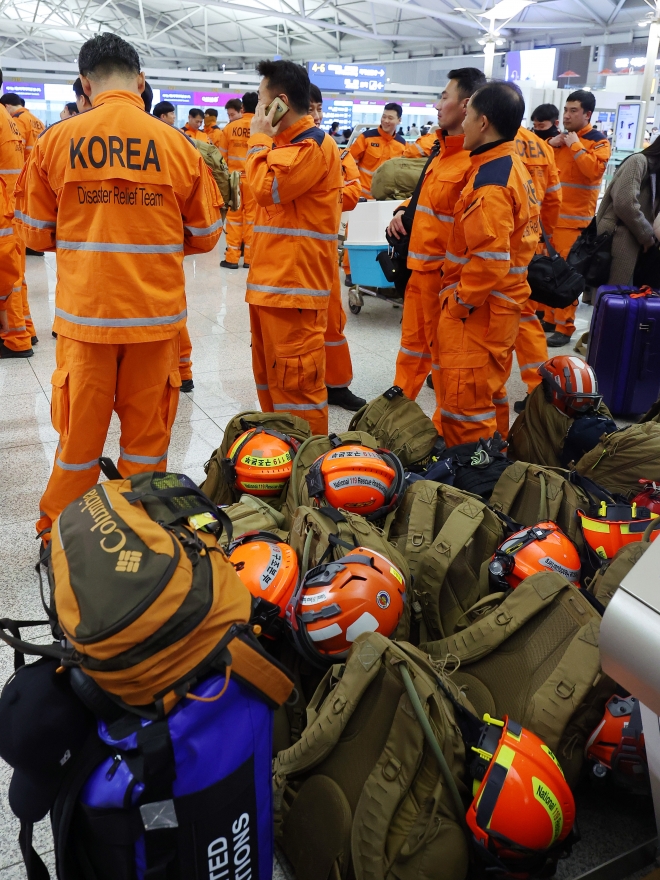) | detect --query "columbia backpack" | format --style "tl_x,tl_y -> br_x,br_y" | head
576,422 -> 660,498
348,386 -> 442,469
273,632 -> 471,880
421,571 -> 615,788
201,411 -> 311,509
